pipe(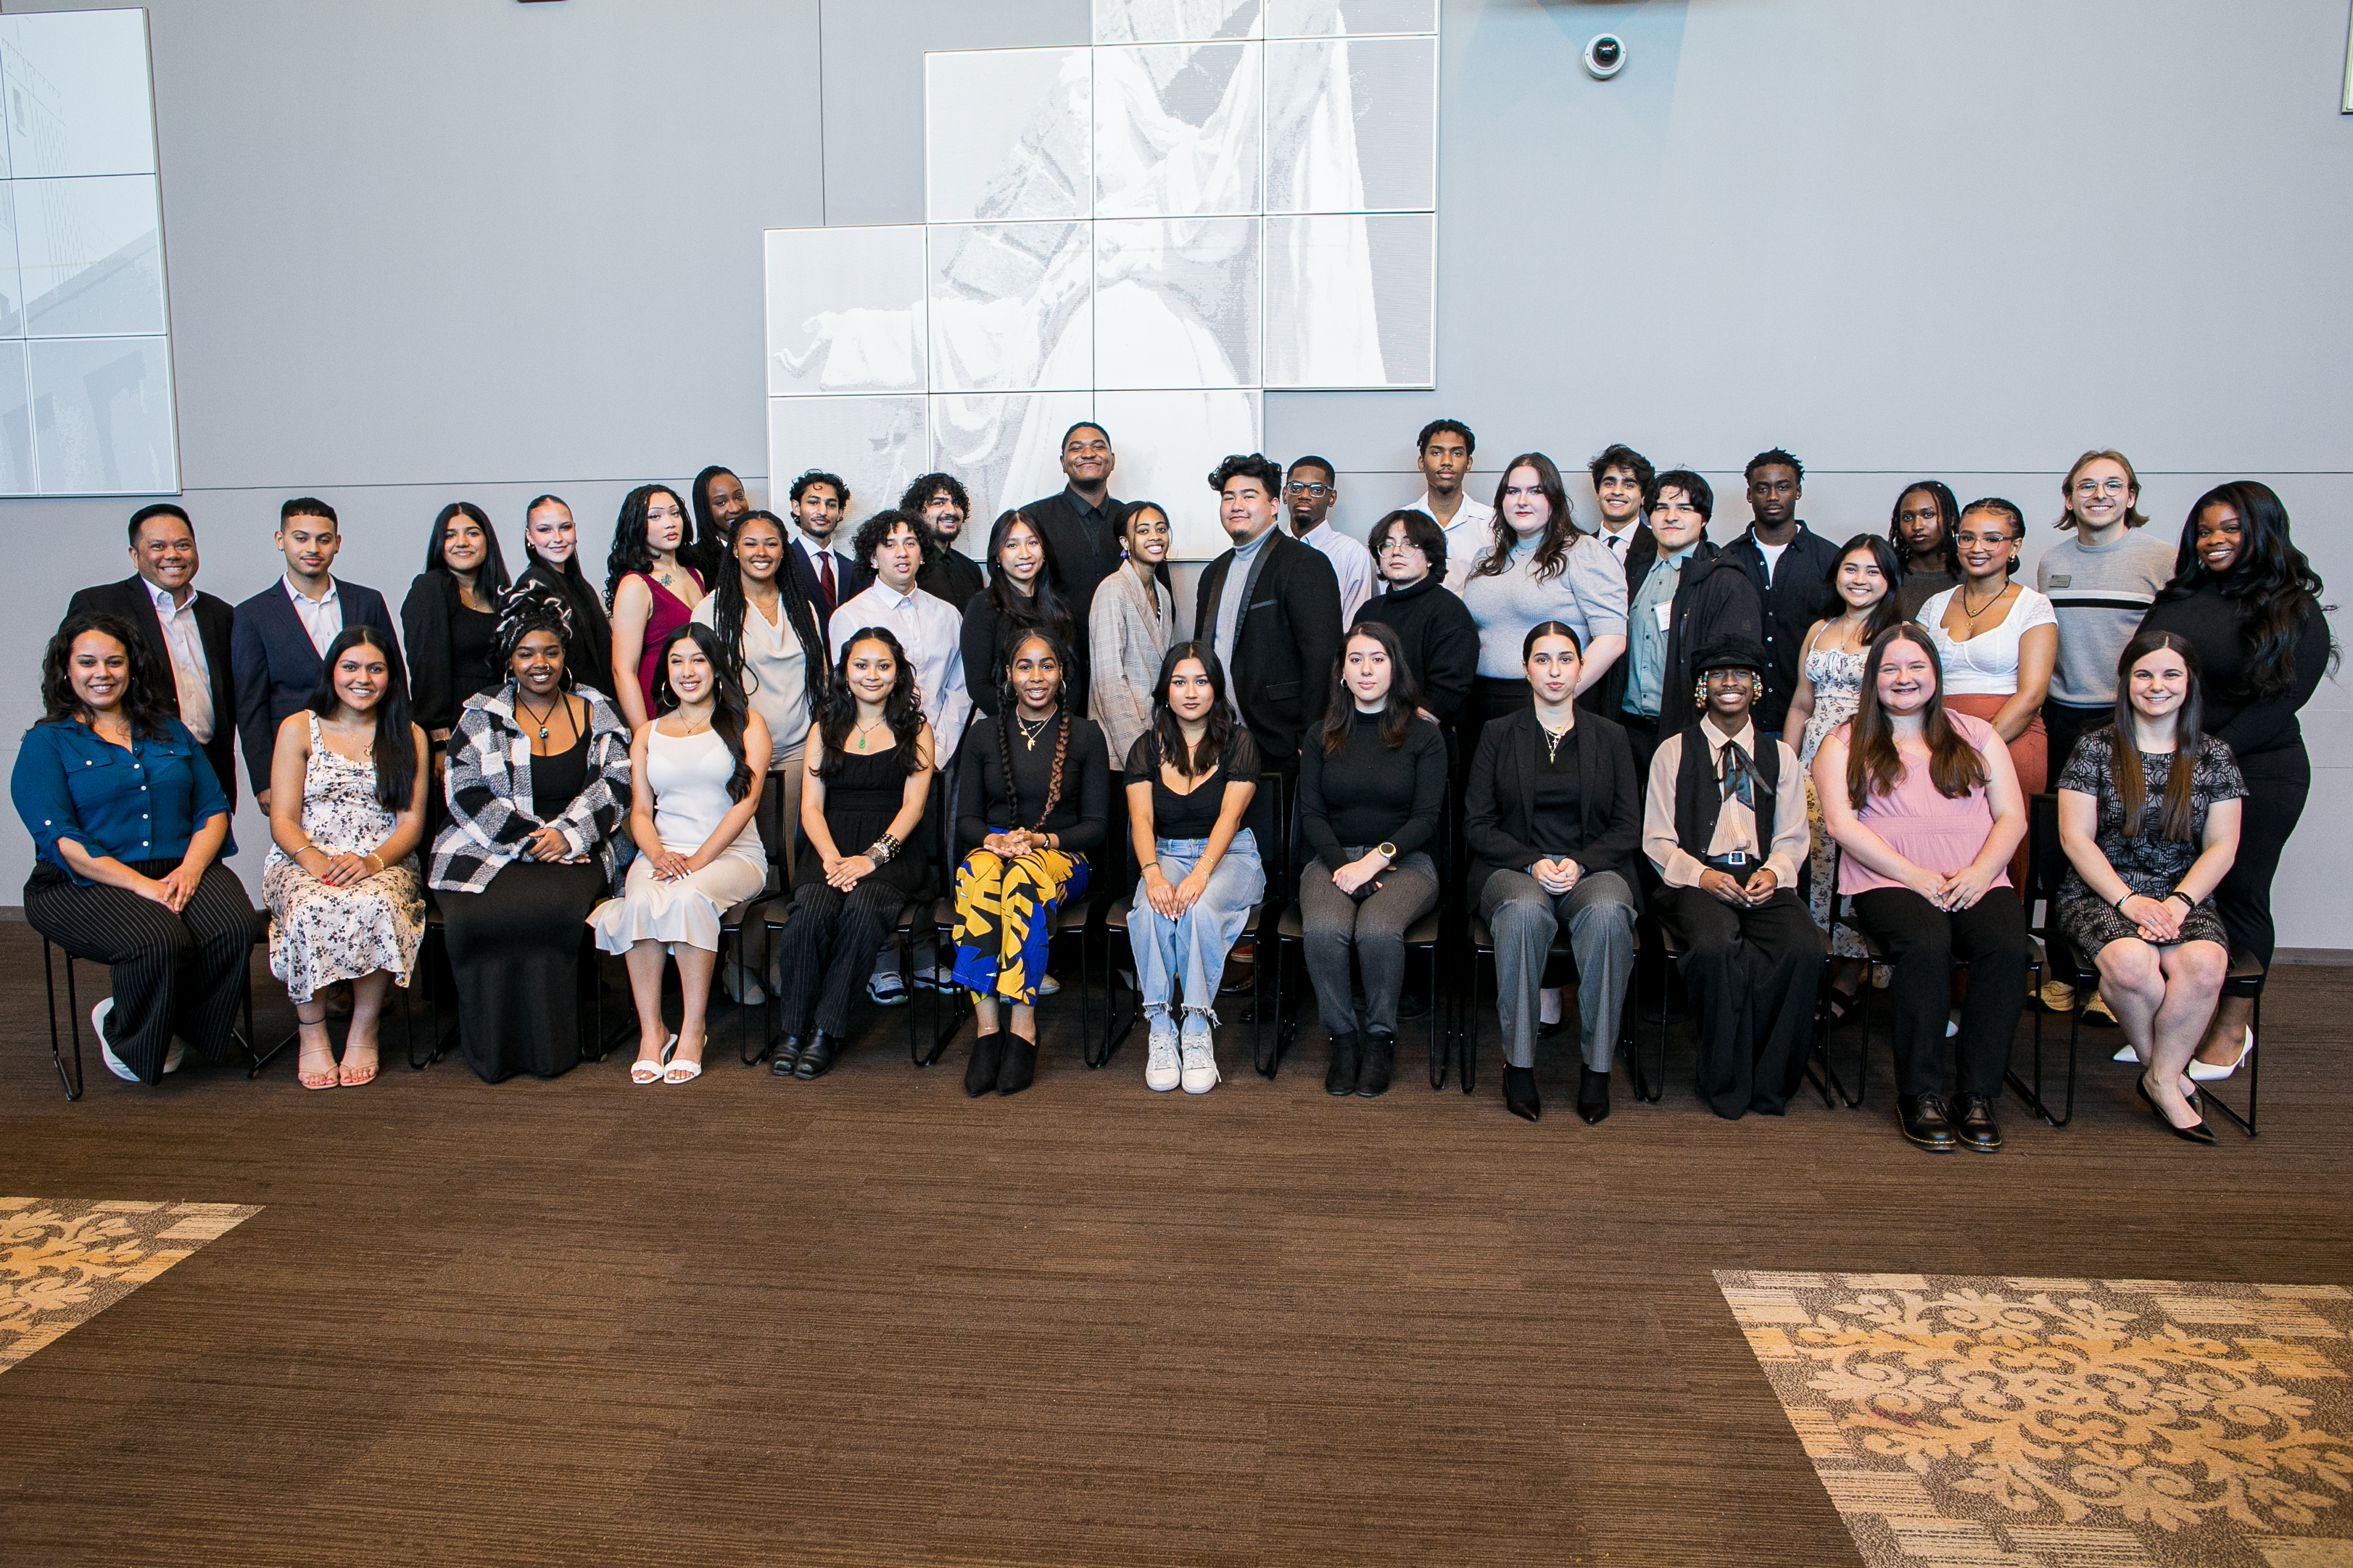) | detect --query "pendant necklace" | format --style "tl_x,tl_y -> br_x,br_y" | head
1541,719 -> 1573,765
1016,712 -> 1053,752
851,718 -> 887,752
